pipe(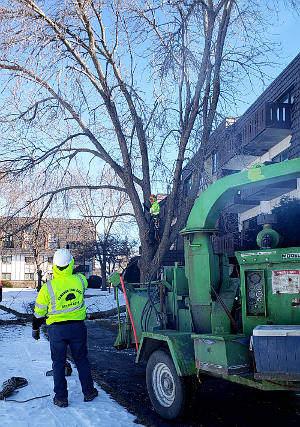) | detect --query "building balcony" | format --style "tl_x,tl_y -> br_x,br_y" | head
225,194 -> 260,214
221,154 -> 258,172
74,264 -> 90,273
240,179 -> 297,202
213,233 -> 240,257
225,179 -> 297,214
241,102 -> 292,155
